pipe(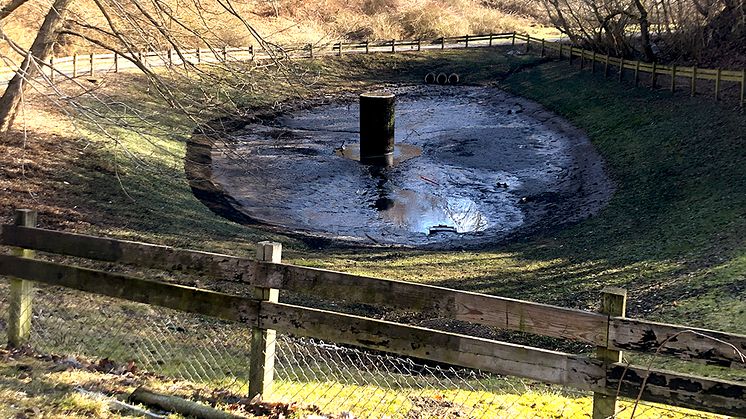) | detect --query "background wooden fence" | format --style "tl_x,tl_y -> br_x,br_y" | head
1,209 -> 745,418
0,32 -> 743,107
